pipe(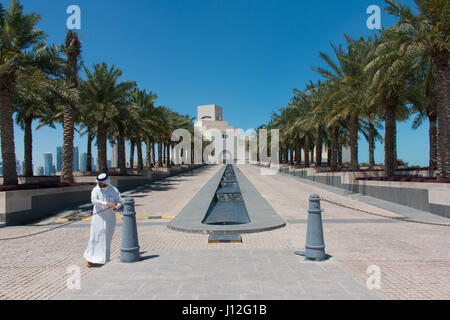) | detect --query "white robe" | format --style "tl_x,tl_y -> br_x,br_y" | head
83,184 -> 122,264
